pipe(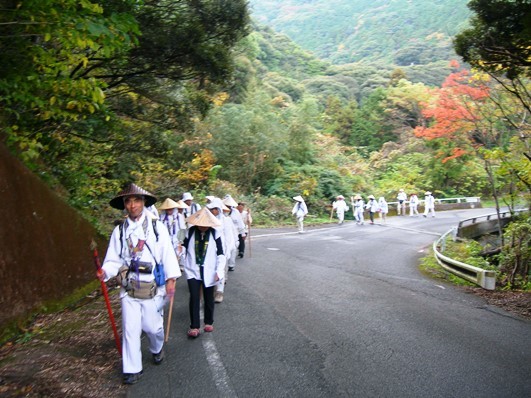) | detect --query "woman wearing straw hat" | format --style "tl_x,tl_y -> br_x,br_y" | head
183,207 -> 226,337
292,195 -> 308,233
332,195 -> 349,225
100,183 -> 181,384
